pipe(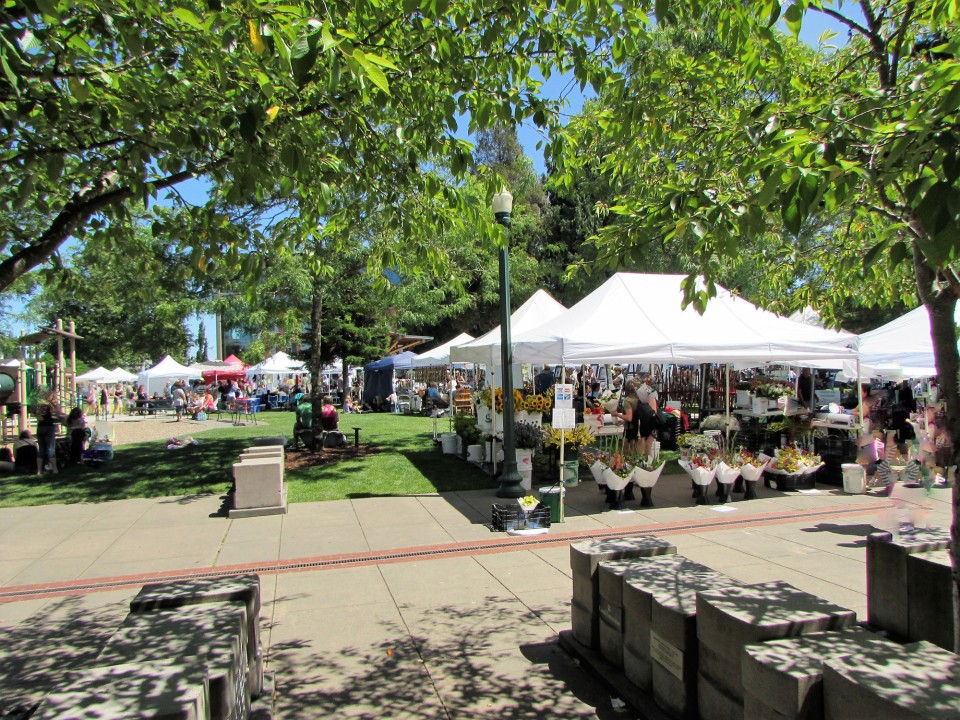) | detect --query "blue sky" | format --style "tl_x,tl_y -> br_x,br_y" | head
5,8 -> 853,356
